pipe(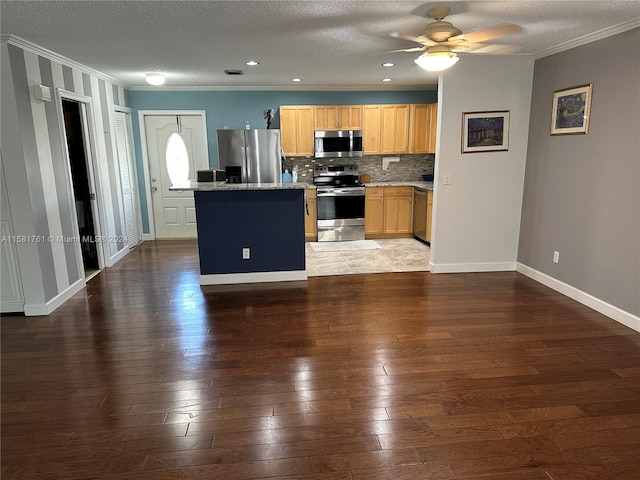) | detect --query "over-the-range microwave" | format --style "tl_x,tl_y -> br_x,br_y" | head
314,130 -> 363,158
